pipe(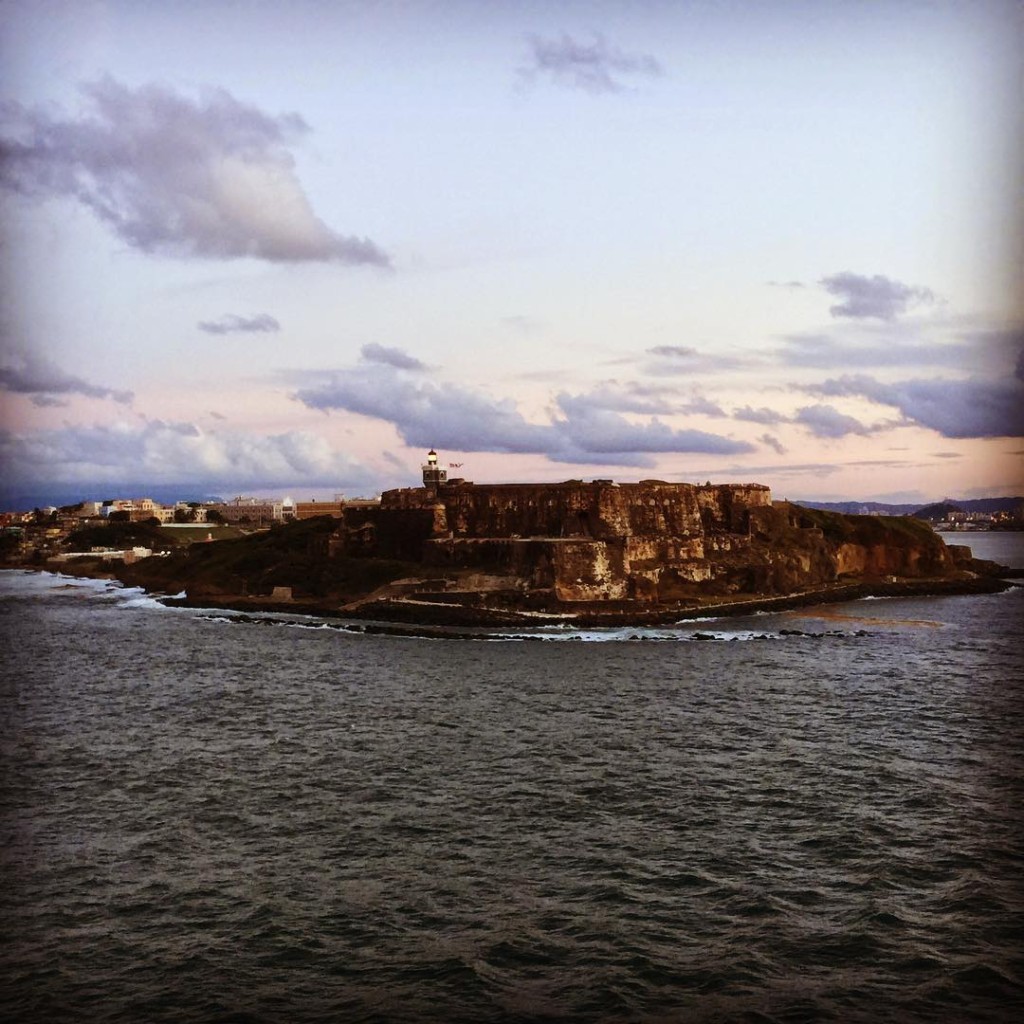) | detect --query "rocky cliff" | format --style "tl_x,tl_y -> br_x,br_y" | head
328,480 -> 992,613
105,479 -> 1005,622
